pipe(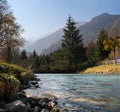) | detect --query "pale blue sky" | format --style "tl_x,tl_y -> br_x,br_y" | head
8,0 -> 120,42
